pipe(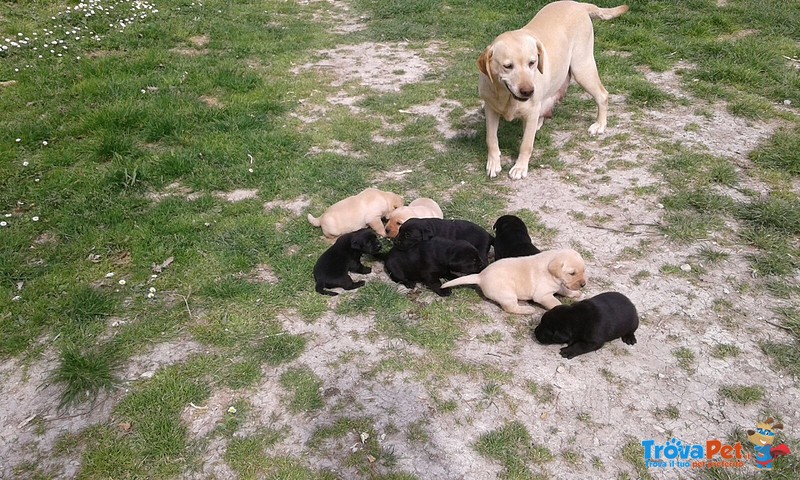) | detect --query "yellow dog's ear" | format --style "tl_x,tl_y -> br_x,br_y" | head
535,38 -> 545,75
477,46 -> 494,82
548,258 -> 564,279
